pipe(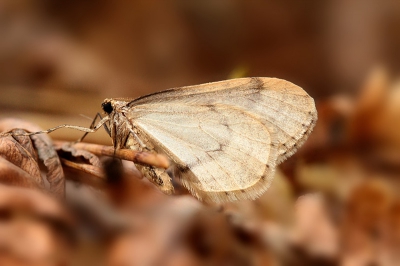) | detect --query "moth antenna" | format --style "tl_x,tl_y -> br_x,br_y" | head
0,116 -> 109,137
79,114 -> 94,121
